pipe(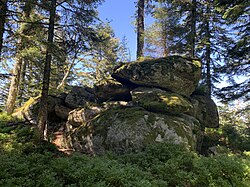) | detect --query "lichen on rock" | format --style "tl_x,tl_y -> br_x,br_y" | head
188,94 -> 219,128
12,95 -> 63,124
112,55 -> 202,96
131,87 -> 193,114
65,107 -> 202,154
